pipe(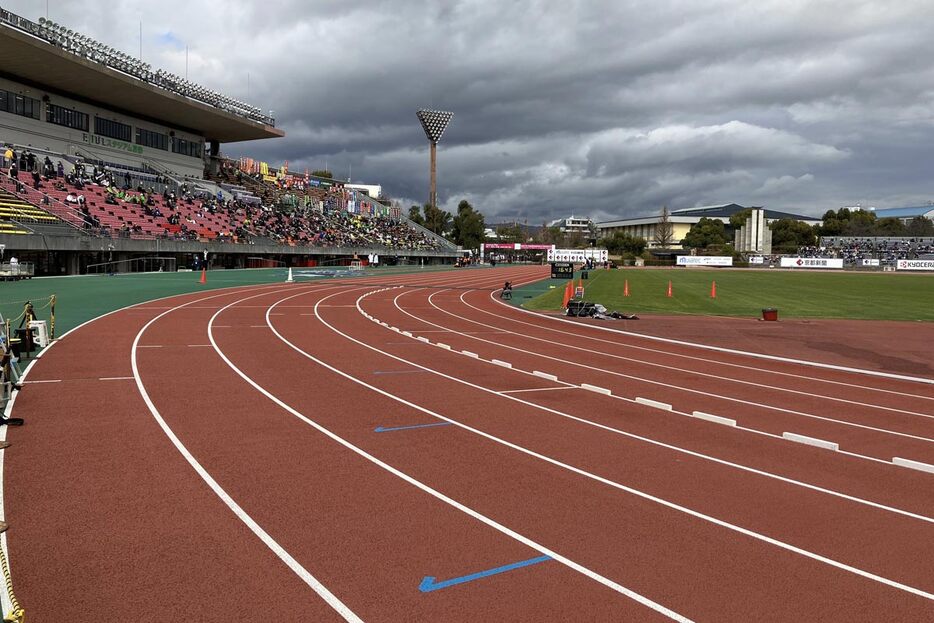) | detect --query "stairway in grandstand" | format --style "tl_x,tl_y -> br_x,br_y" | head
0,186 -> 58,235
